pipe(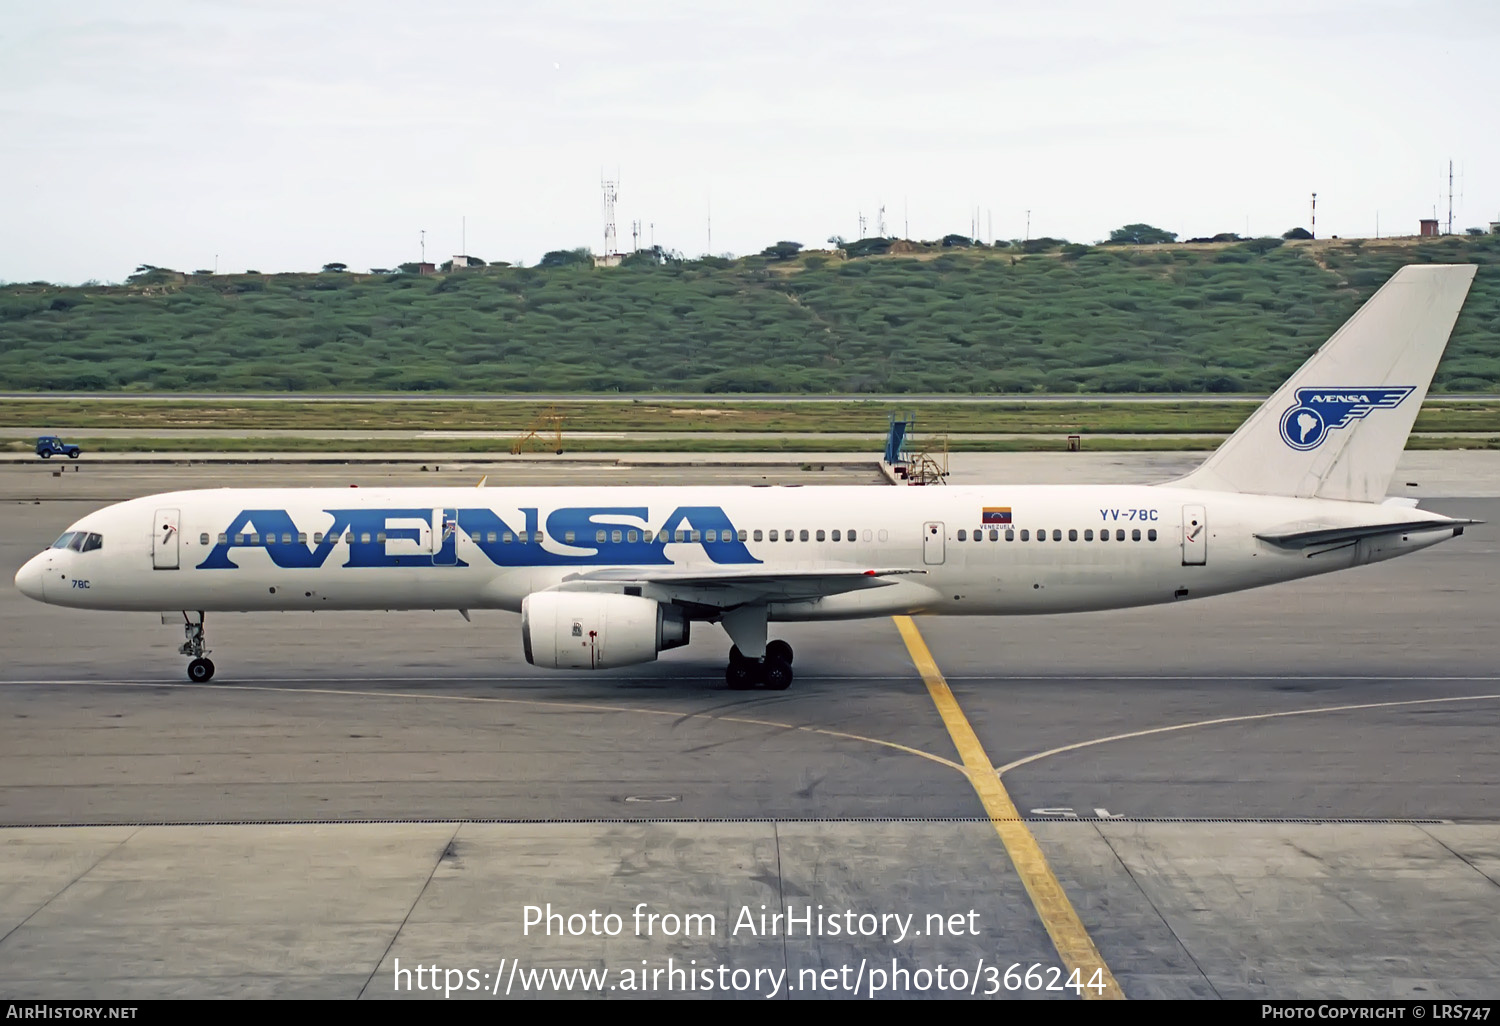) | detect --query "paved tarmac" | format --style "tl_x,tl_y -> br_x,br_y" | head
1,455 -> 1497,999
